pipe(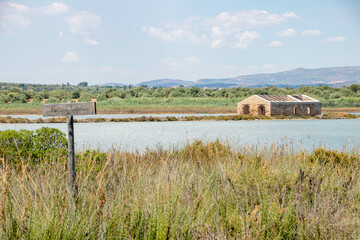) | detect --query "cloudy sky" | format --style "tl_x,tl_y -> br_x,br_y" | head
0,0 -> 359,85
